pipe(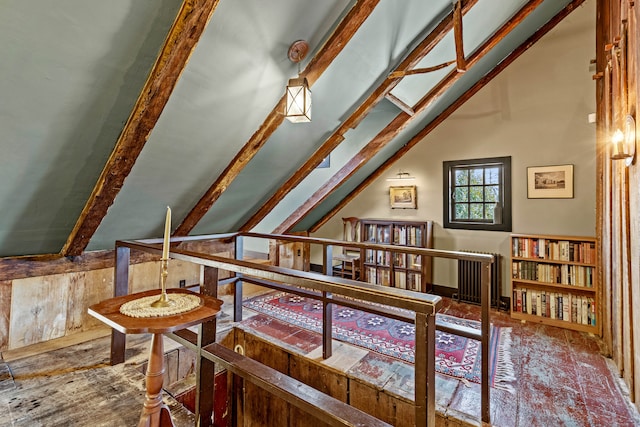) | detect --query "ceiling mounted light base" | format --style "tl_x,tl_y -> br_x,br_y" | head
288,40 -> 309,63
